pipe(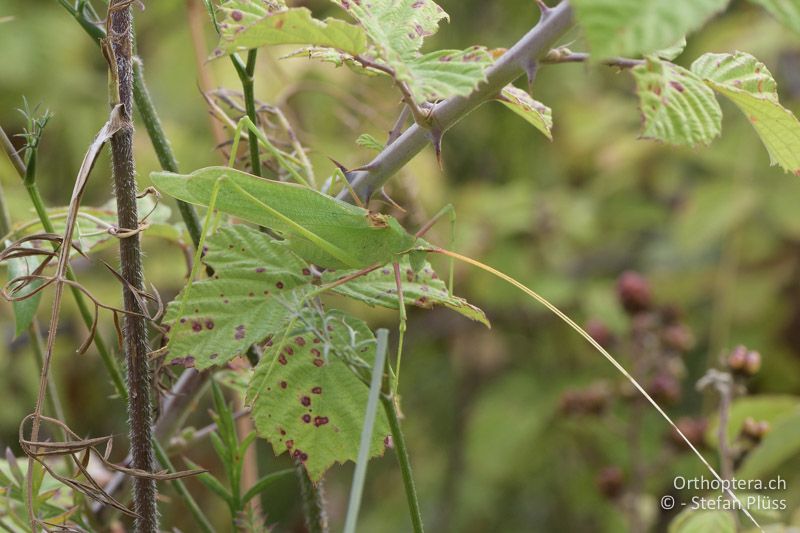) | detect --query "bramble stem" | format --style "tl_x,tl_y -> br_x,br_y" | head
108,2 -> 158,530
338,2 -> 574,202
0,126 -> 129,400
382,395 -> 424,533
296,462 -> 329,533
